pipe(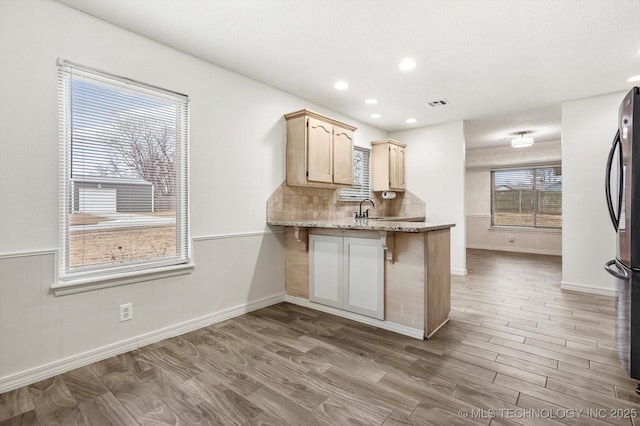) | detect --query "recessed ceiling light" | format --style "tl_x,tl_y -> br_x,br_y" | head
398,58 -> 417,71
365,99 -> 378,105
406,118 -> 417,124
334,80 -> 349,90
628,75 -> 640,83
370,113 -> 381,118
